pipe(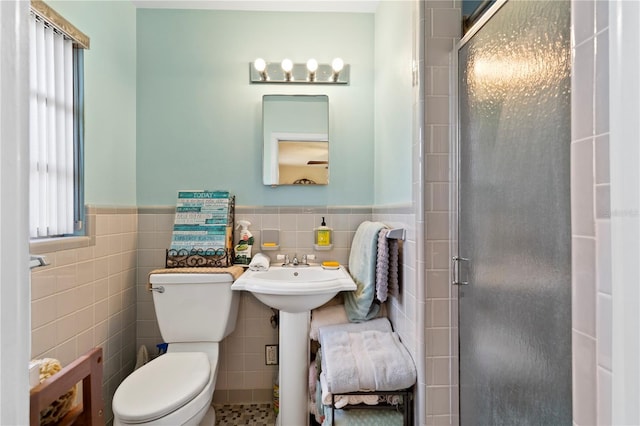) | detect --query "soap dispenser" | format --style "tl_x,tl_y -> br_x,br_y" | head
314,217 -> 332,250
